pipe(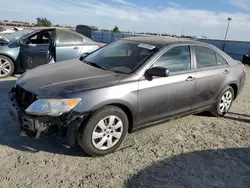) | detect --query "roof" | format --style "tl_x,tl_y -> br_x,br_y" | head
123,36 -> 203,46
27,27 -> 75,32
